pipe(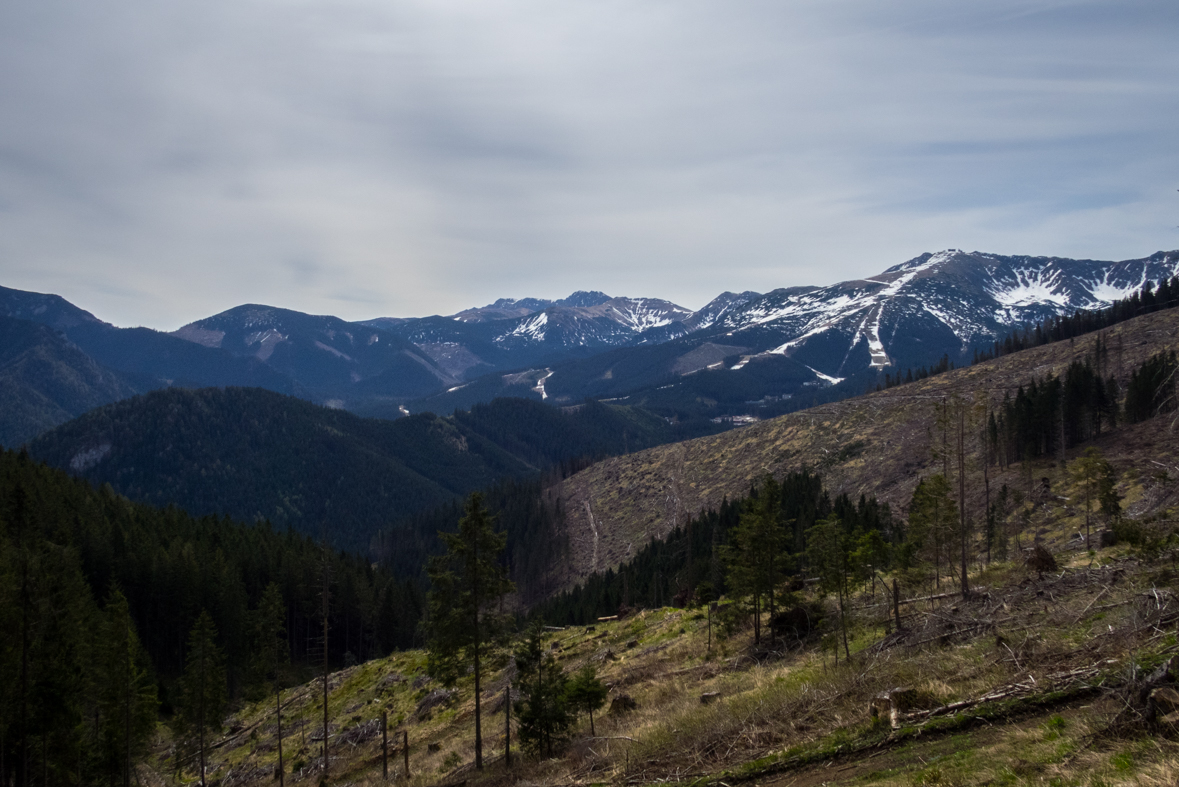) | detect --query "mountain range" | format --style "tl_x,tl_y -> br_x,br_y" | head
2,249 -> 1176,446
